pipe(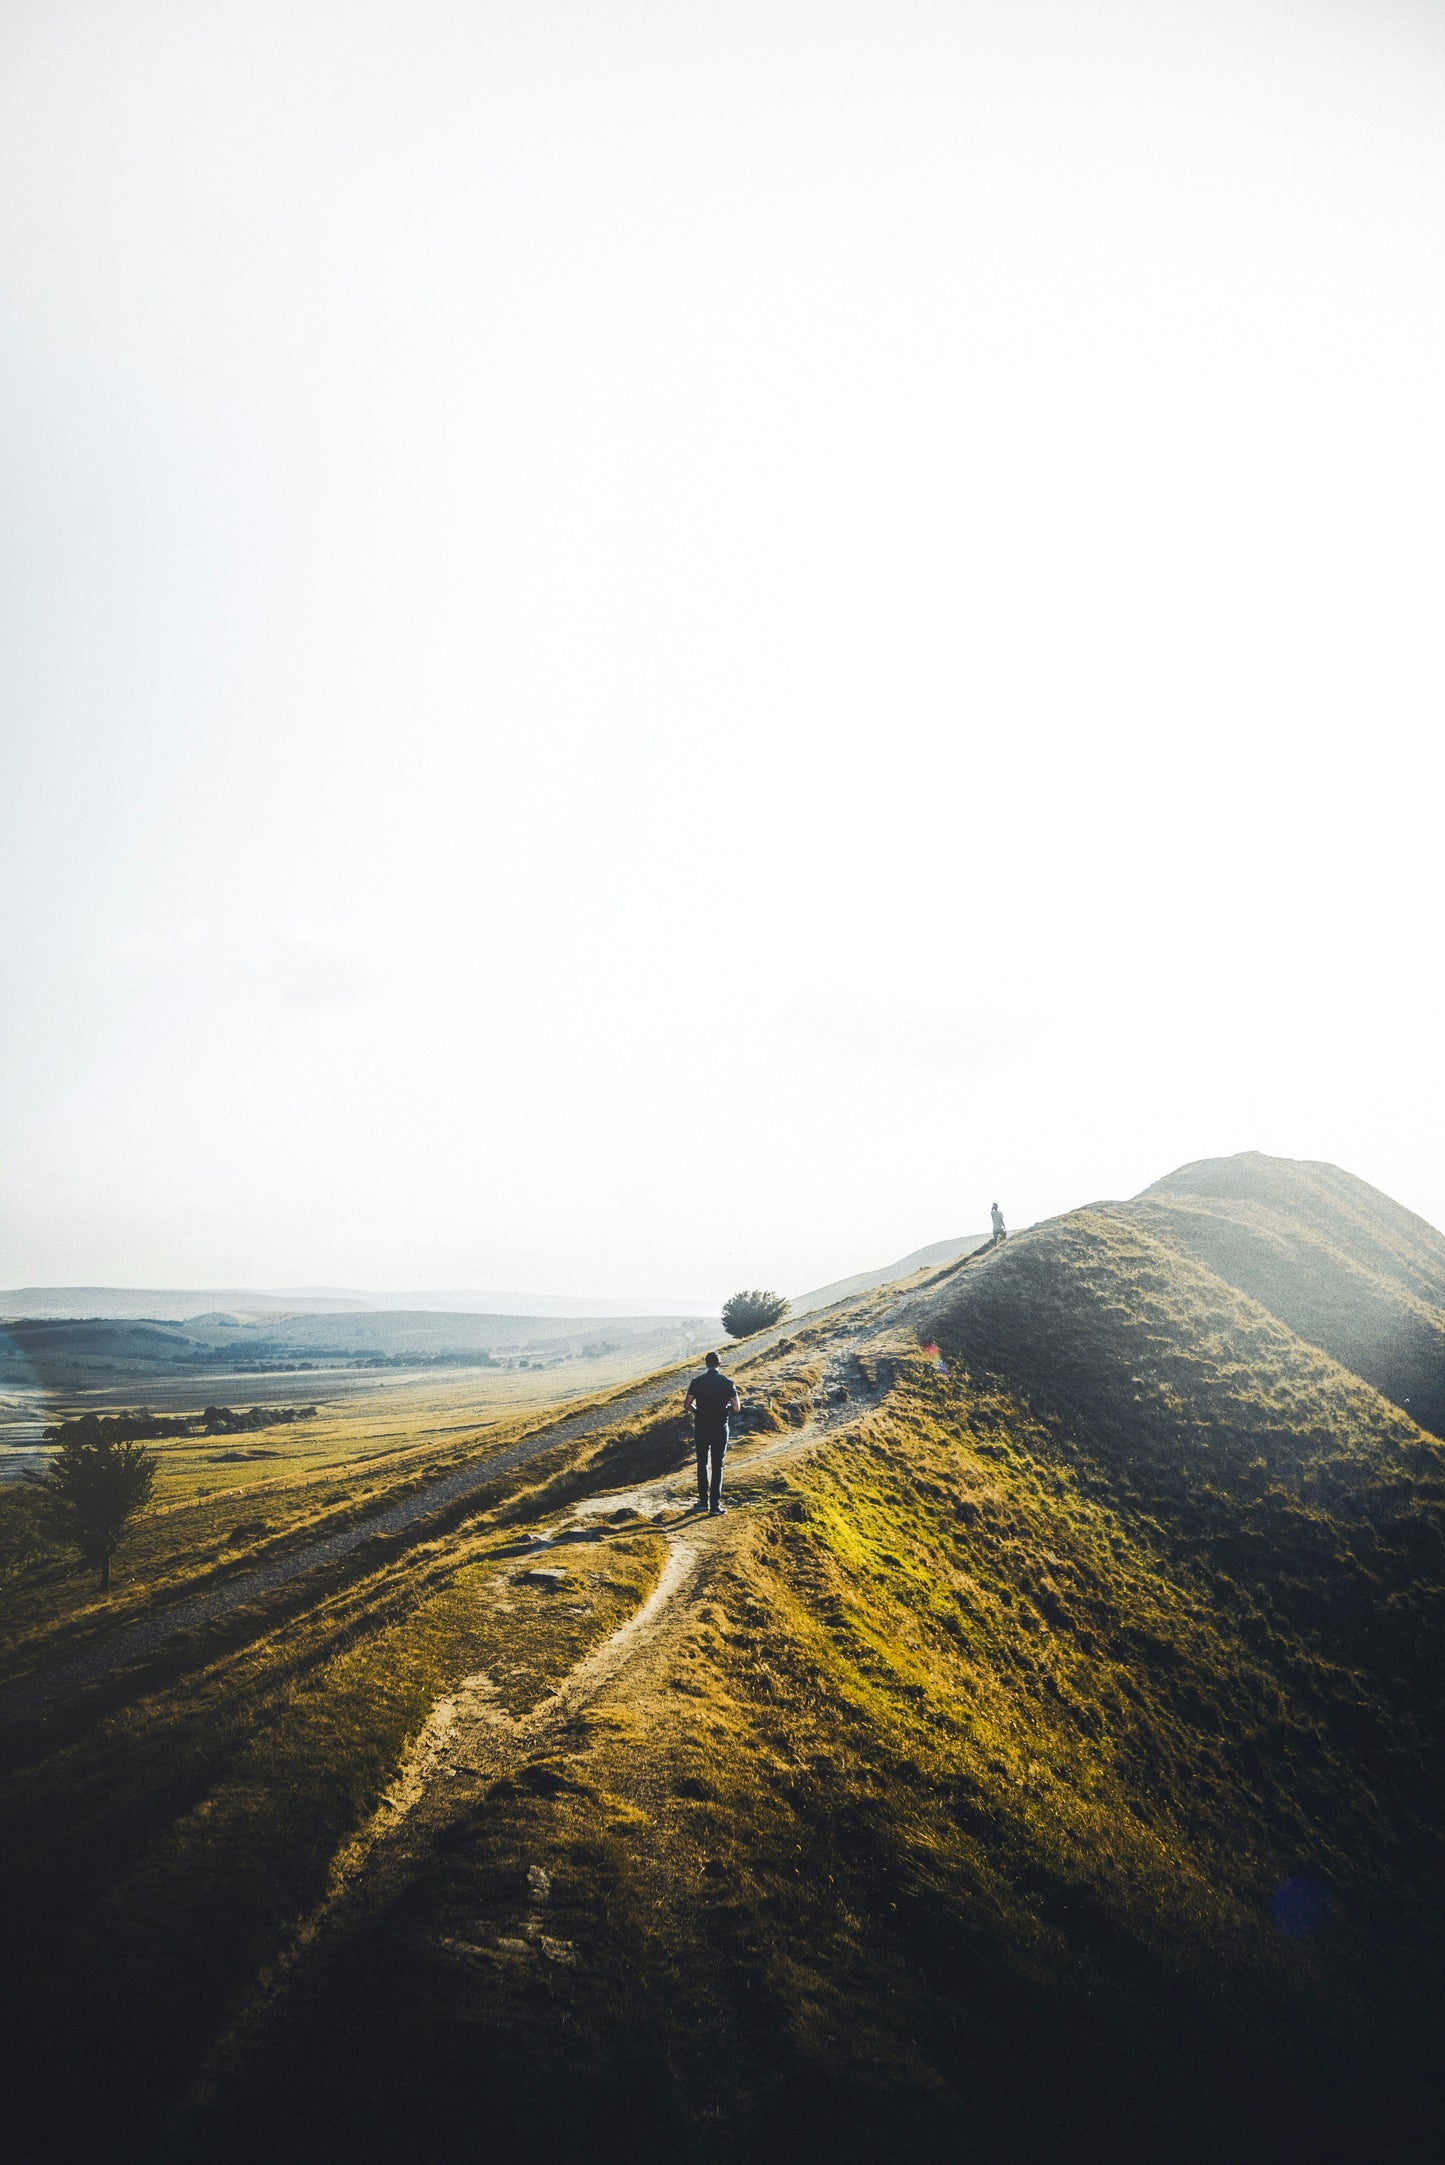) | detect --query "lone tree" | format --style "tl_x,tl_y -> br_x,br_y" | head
721,1288 -> 790,1339
26,1431 -> 158,1591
